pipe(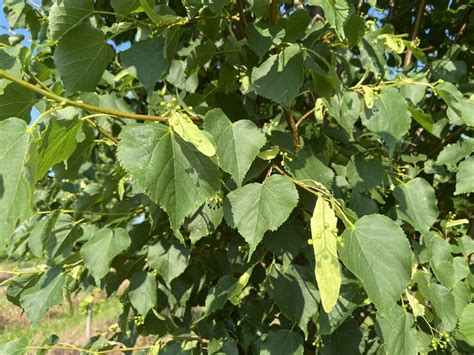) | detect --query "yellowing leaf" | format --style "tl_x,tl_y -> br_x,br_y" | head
310,197 -> 341,313
168,112 -> 216,157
